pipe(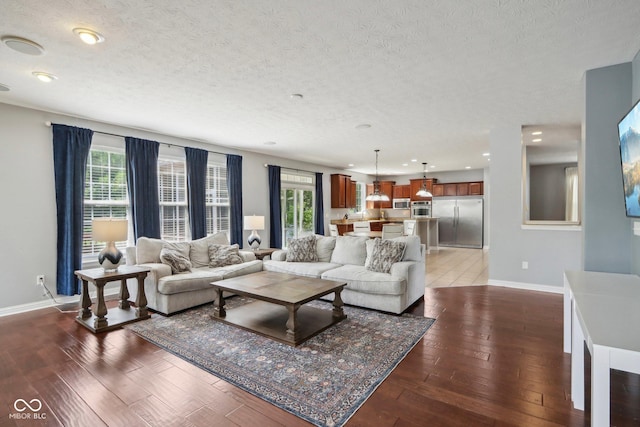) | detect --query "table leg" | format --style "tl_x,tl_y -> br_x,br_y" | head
286,305 -> 299,340
93,281 -> 108,329
591,345 -> 610,426
77,279 -> 92,319
119,278 -> 130,309
571,306 -> 585,410
135,273 -> 148,317
332,289 -> 345,319
213,288 -> 226,318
